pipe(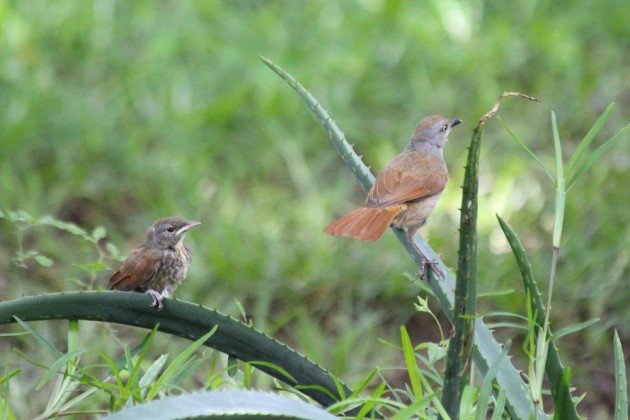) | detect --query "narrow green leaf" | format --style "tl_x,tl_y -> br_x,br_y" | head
390,392 -> 437,420
534,329 -> 549,404
68,320 -> 79,354
482,311 -> 529,320
477,288 -> 516,298
123,326 -> 159,401
294,384 -> 339,402
327,395 -> 407,413
0,369 -> 21,385
245,360 -> 297,384
400,326 -> 423,398
146,326 -> 217,400
0,331 -> 30,337
460,385 -> 479,419
169,352 -> 213,388
565,102 -> 615,177
98,351 -> 124,393
498,116 -> 555,184
355,380 -> 386,419
613,330 -> 628,420
476,340 -> 512,420
13,316 -> 62,357
485,322 -> 529,331
36,349 -> 87,390
348,368 -> 379,398
567,124 -> 629,190
418,373 -> 451,419
490,389 -> 507,420
139,355 -> 168,398
13,348 -> 51,370
551,111 -> 566,249
552,318 -> 599,342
